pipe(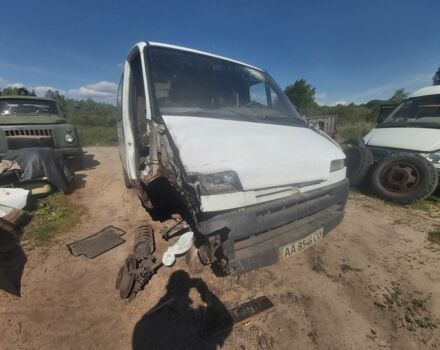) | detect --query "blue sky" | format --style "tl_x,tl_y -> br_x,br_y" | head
0,0 -> 439,105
